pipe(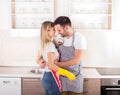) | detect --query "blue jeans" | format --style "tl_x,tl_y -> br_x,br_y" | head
42,72 -> 61,95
